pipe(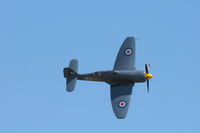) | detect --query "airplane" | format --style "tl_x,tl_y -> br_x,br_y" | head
63,37 -> 153,119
